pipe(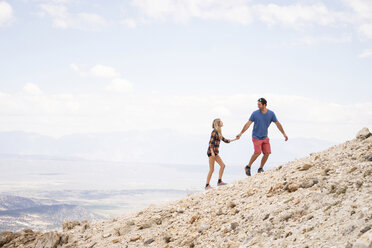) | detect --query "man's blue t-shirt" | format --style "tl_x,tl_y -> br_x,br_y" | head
249,109 -> 278,140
